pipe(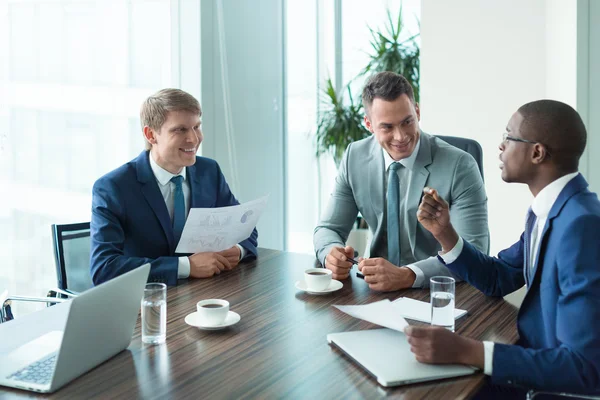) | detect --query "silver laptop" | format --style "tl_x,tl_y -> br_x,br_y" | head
0,264 -> 151,393
327,328 -> 476,387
